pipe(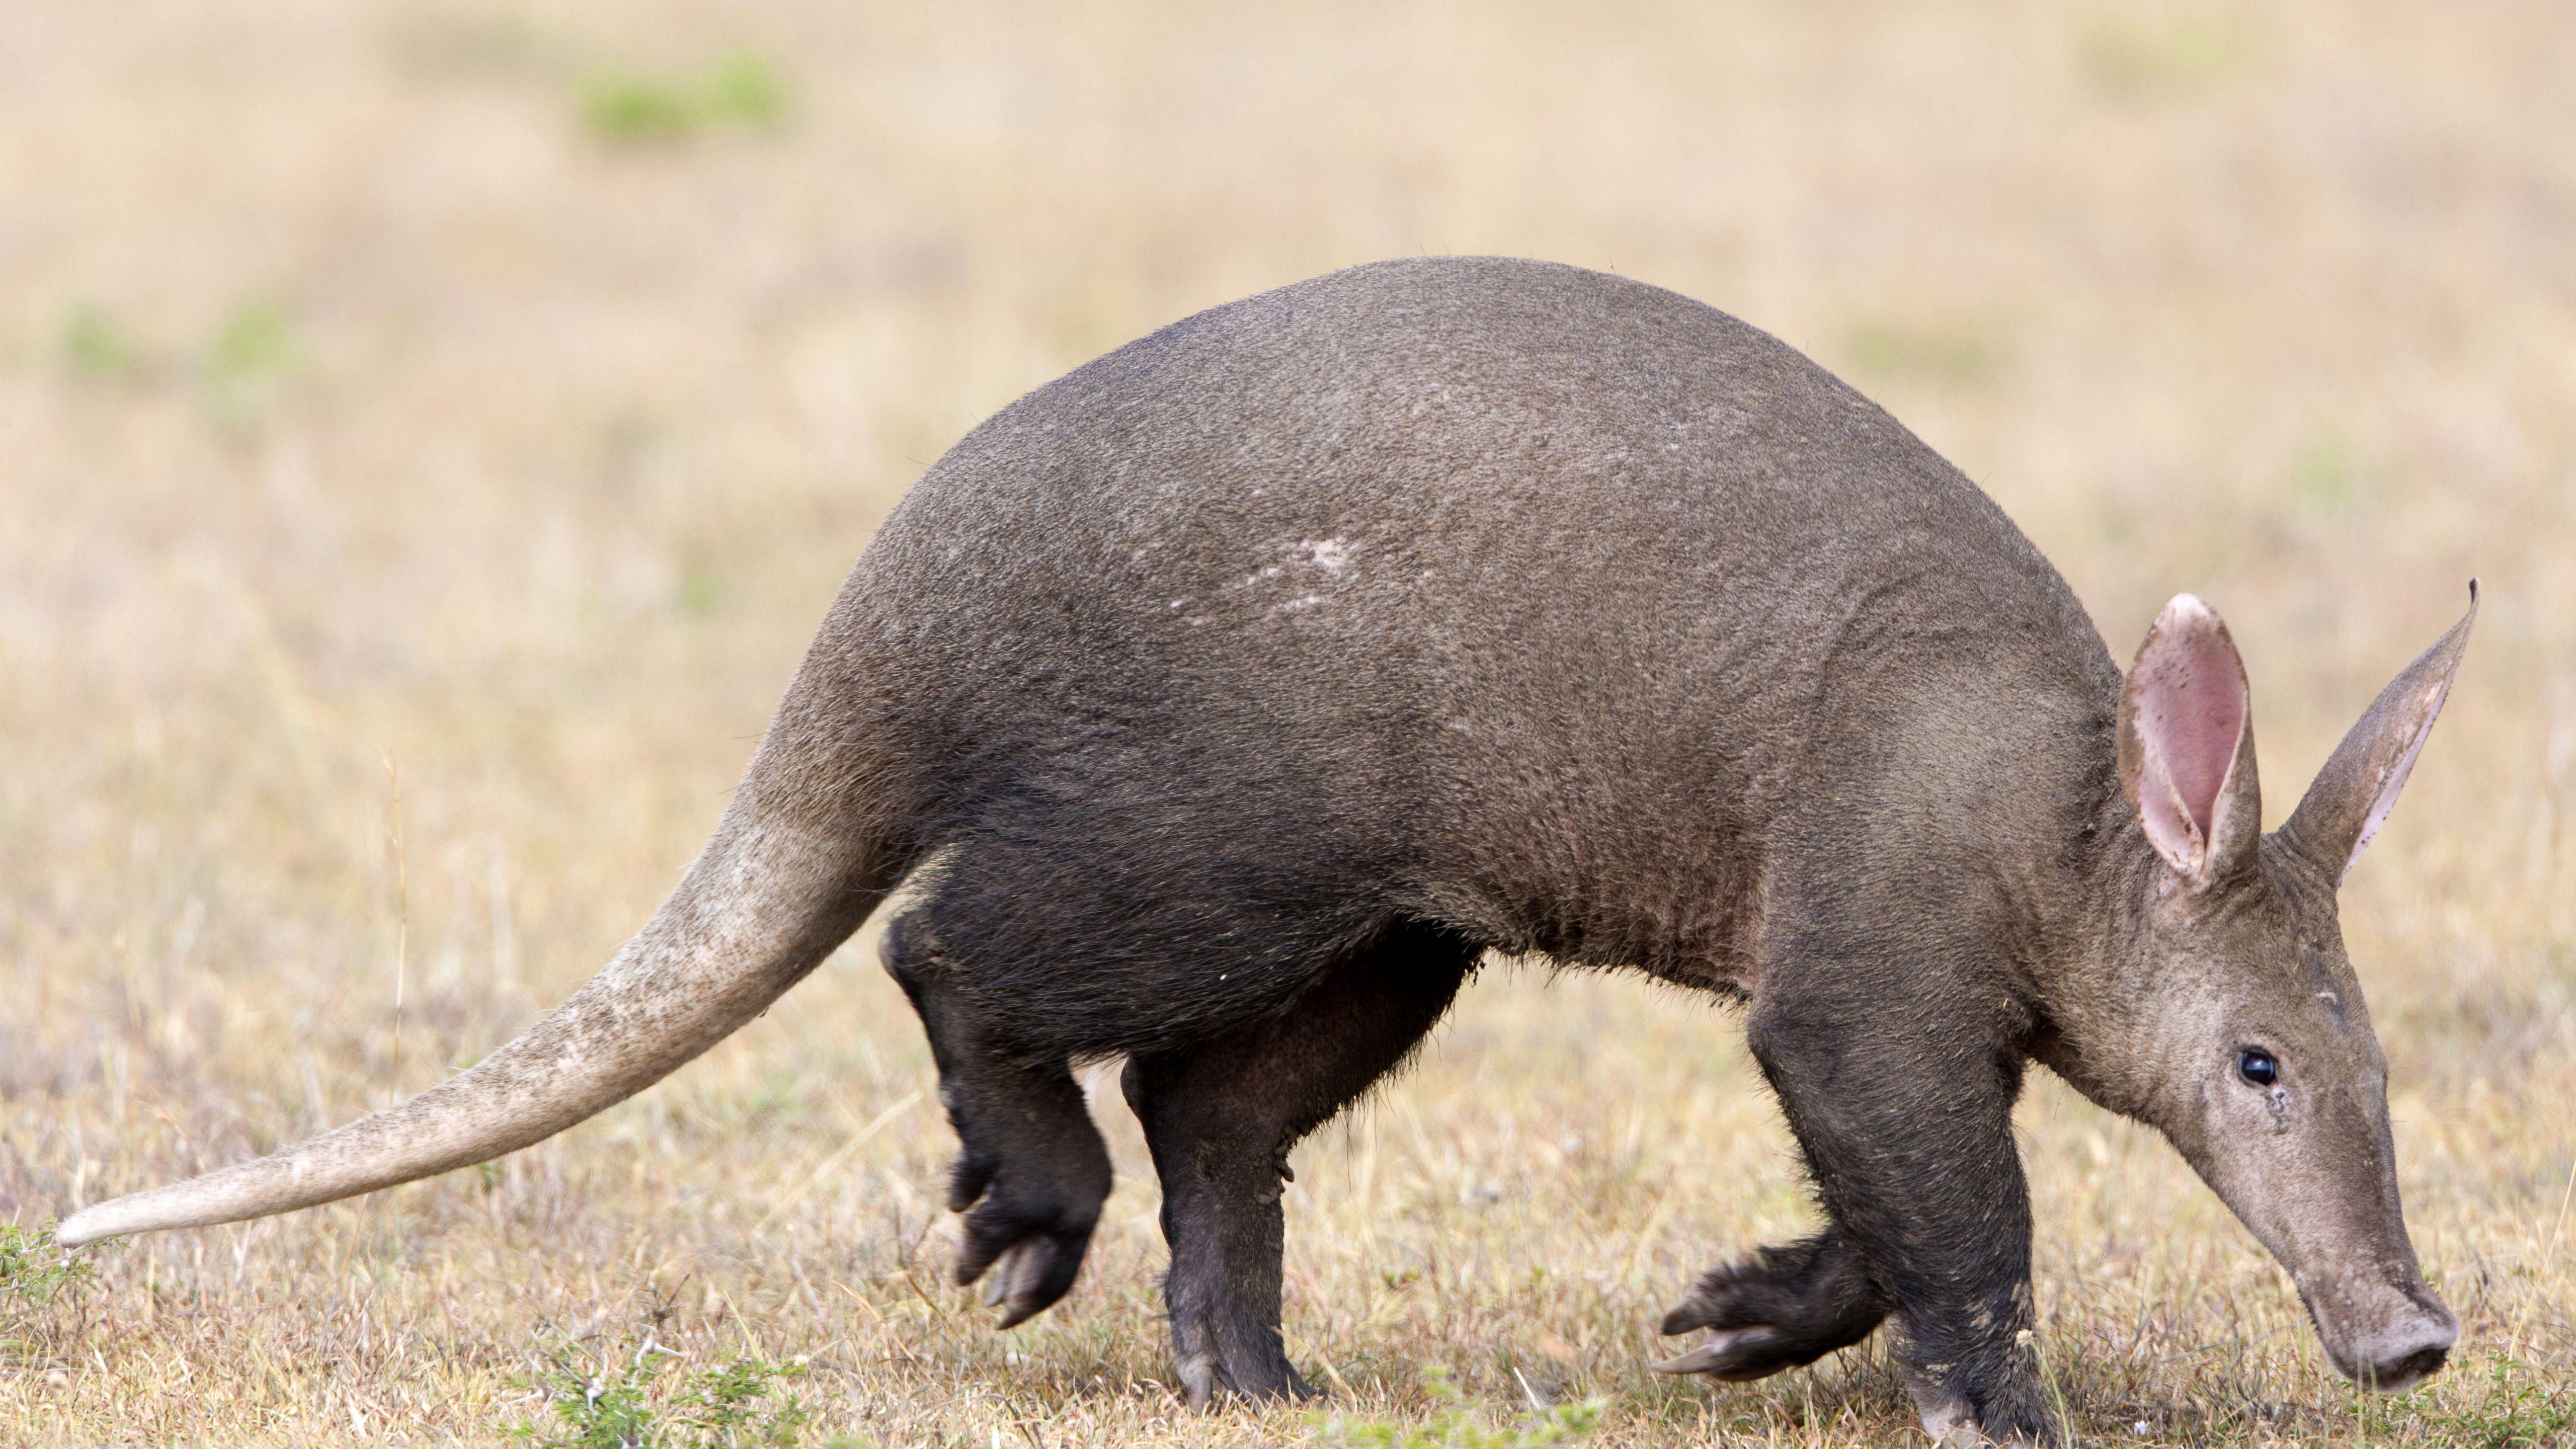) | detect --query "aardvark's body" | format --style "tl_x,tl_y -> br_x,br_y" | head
64,259 -> 2471,1445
